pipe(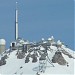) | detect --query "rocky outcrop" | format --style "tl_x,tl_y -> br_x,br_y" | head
25,56 -> 29,63
17,52 -> 25,59
0,56 -> 6,66
61,50 -> 74,58
52,51 -> 67,65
